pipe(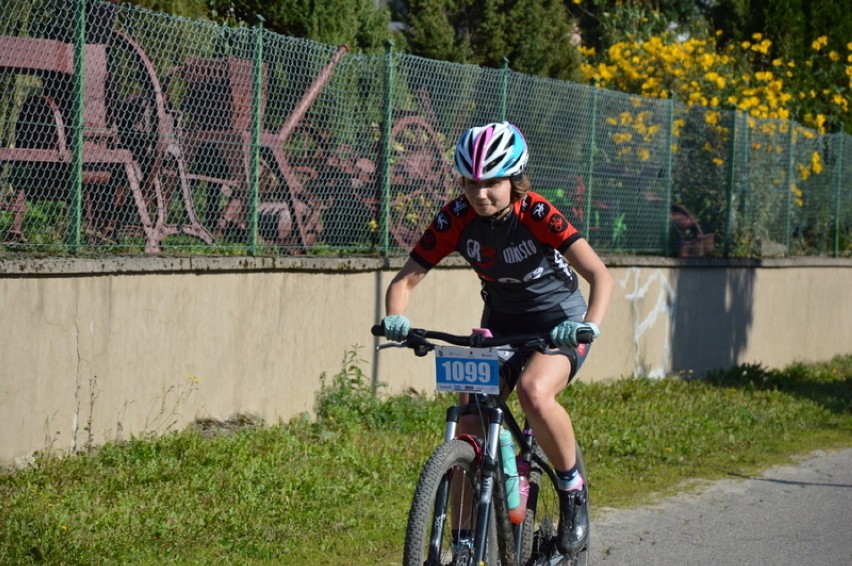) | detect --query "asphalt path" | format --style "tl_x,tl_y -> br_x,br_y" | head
589,448 -> 852,565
